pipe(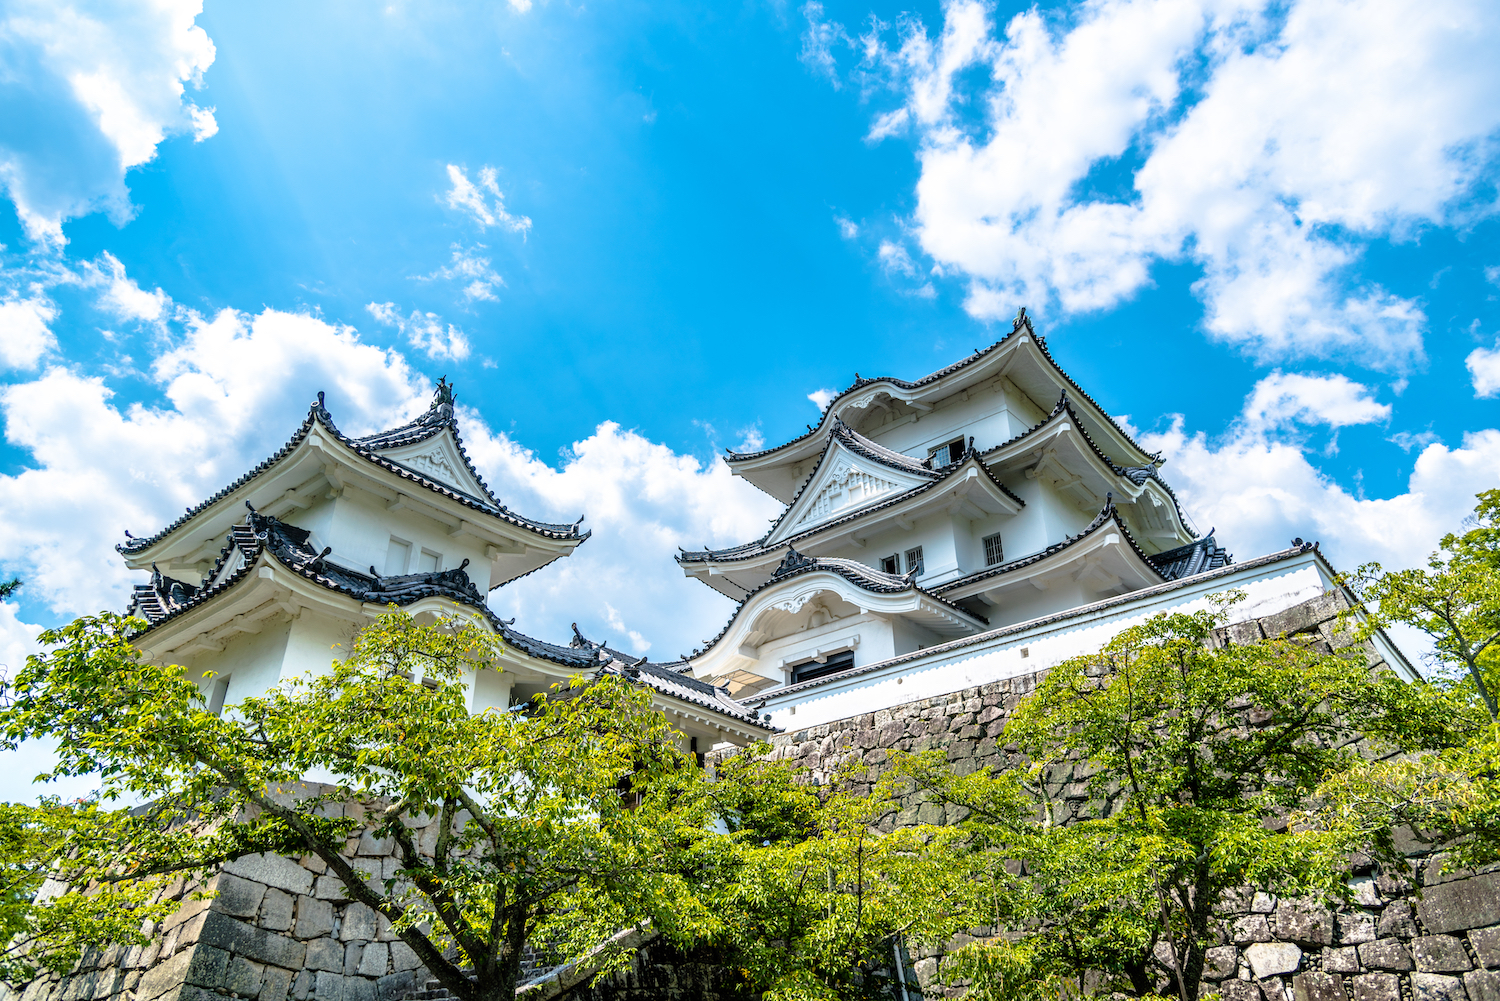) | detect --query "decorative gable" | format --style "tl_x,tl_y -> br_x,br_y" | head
767,450 -> 933,544
380,431 -> 491,501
